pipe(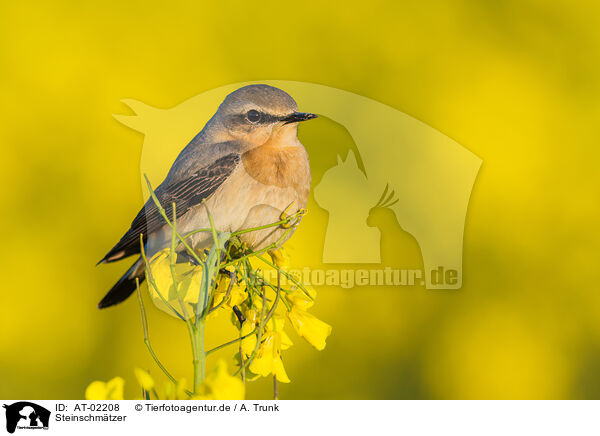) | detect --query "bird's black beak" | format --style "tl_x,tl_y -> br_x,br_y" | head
282,112 -> 318,124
